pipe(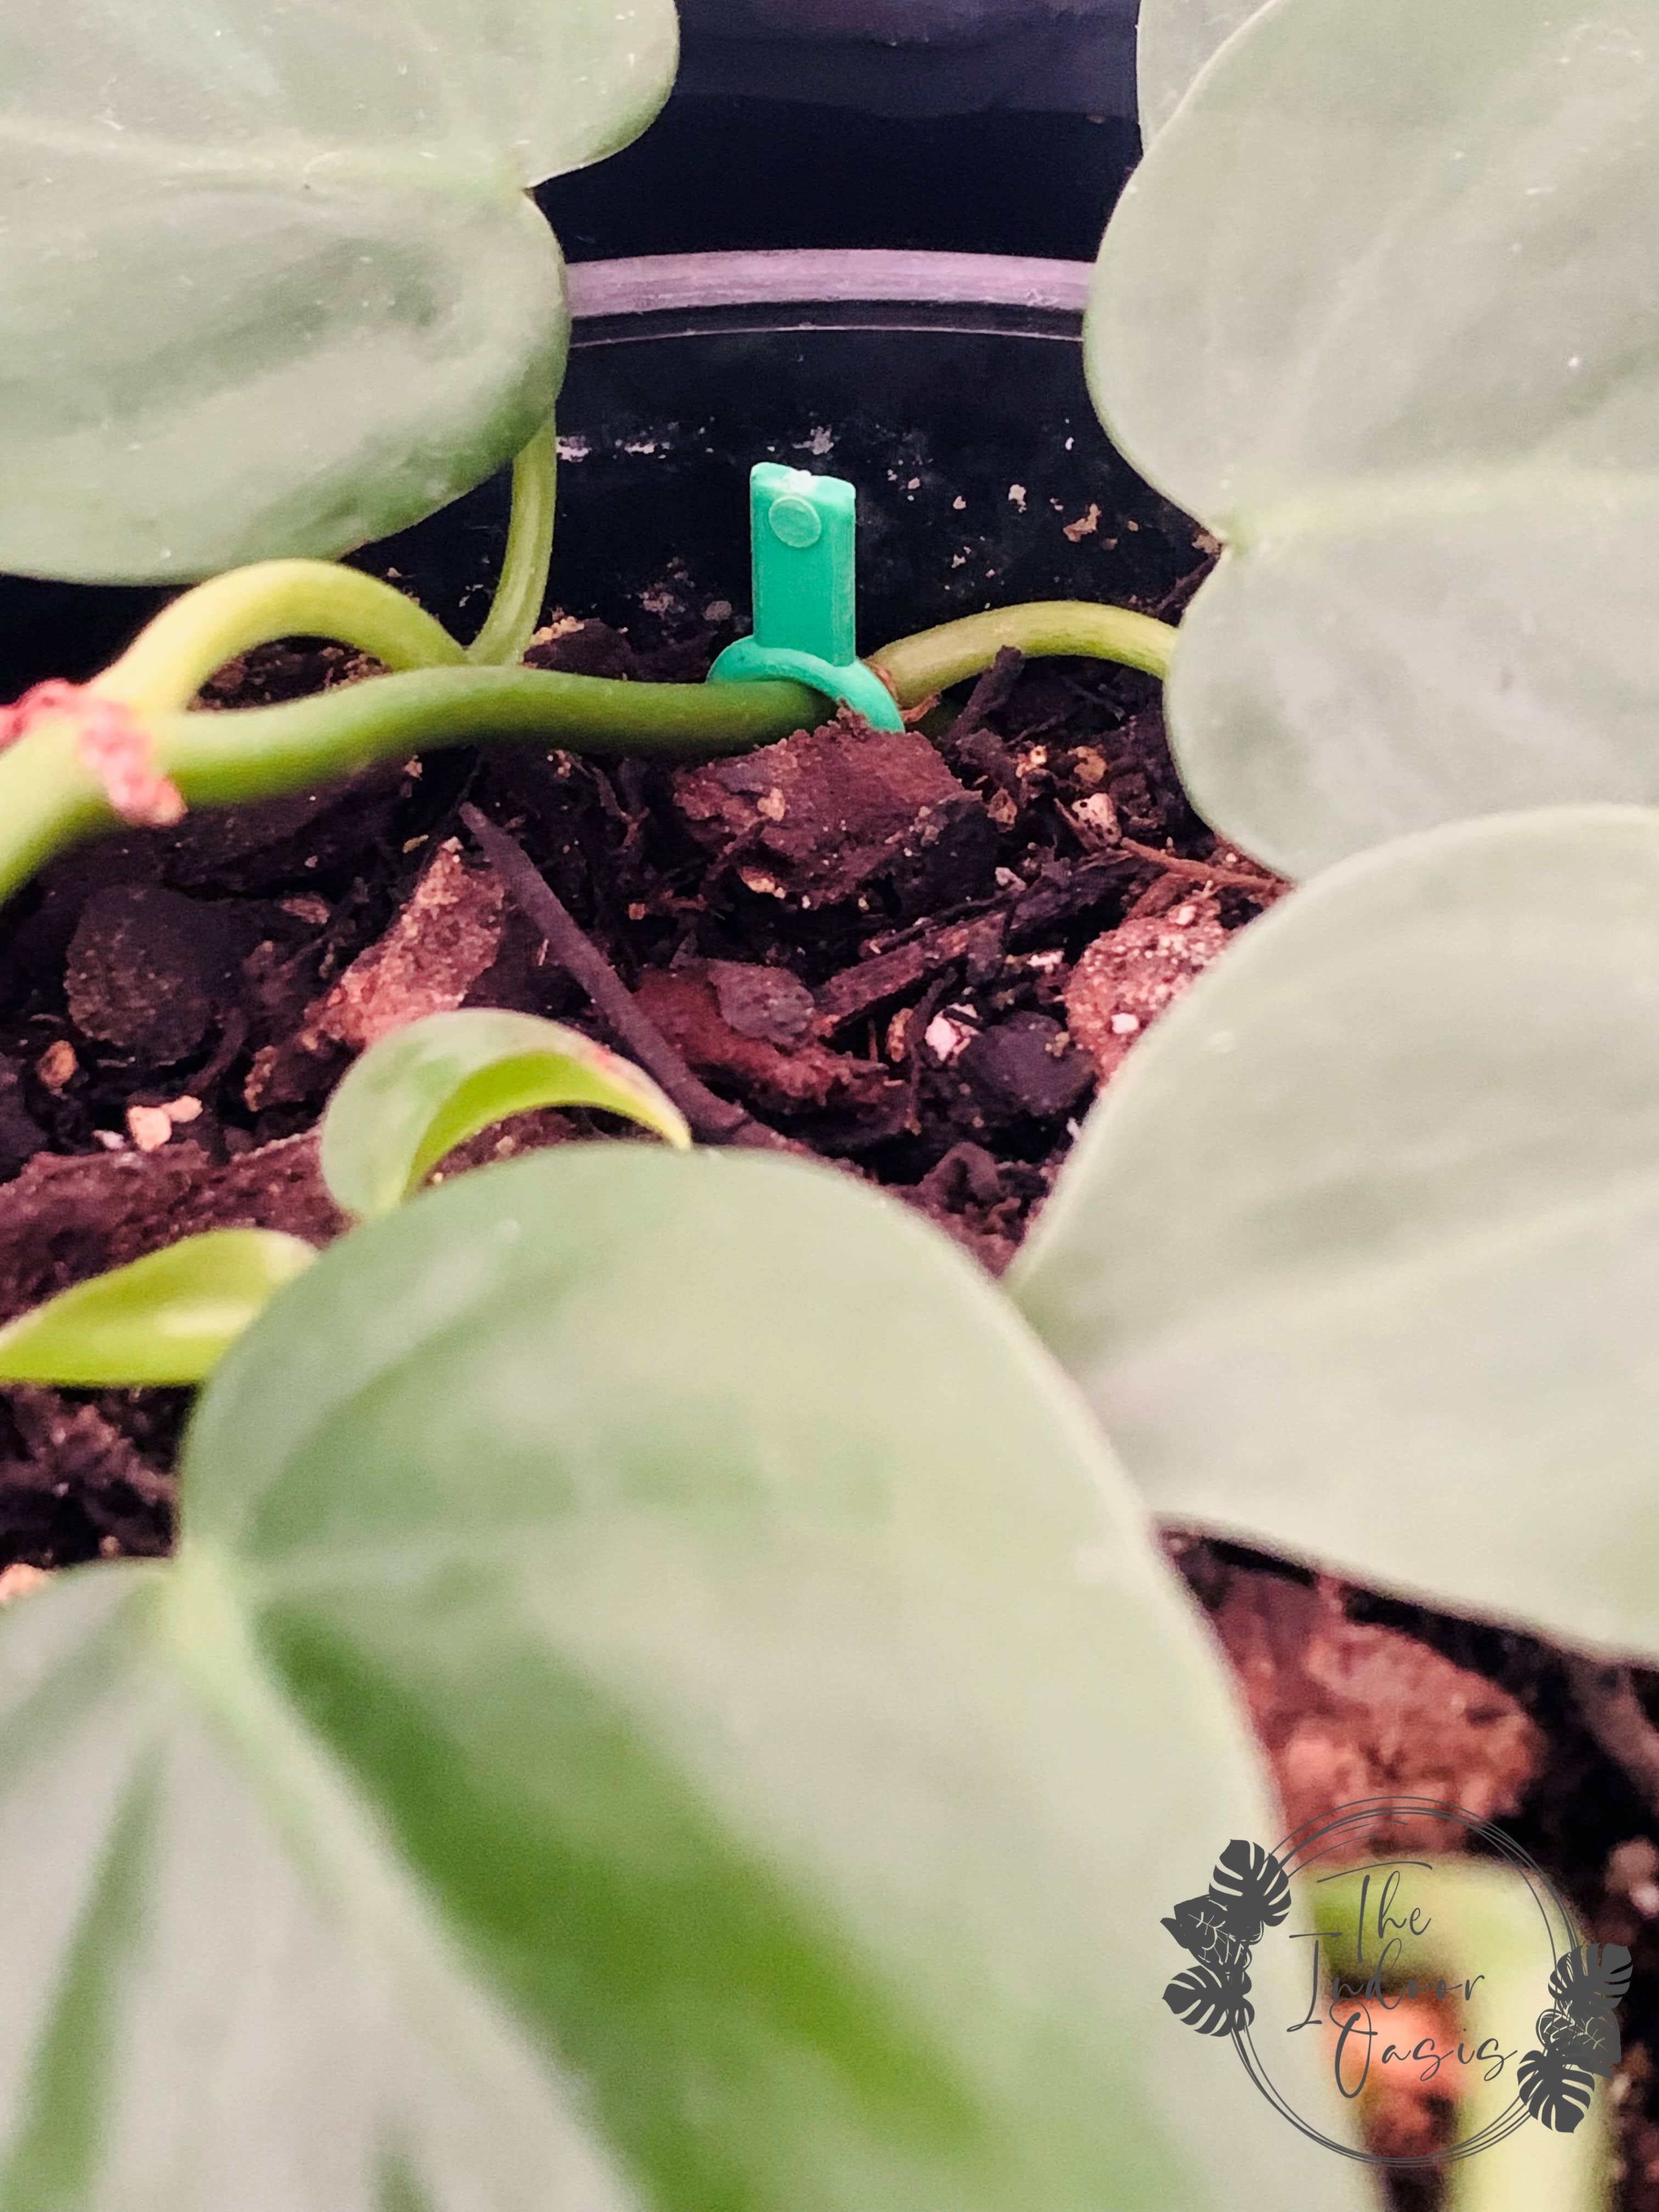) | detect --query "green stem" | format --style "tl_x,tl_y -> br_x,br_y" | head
95,560 -> 465,716
0,591 -> 1178,910
95,419 -> 560,714
0,669 -> 816,904
148,665 -> 819,811
465,423 -> 557,668
869,601 -> 1176,707
0,721 -> 117,902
